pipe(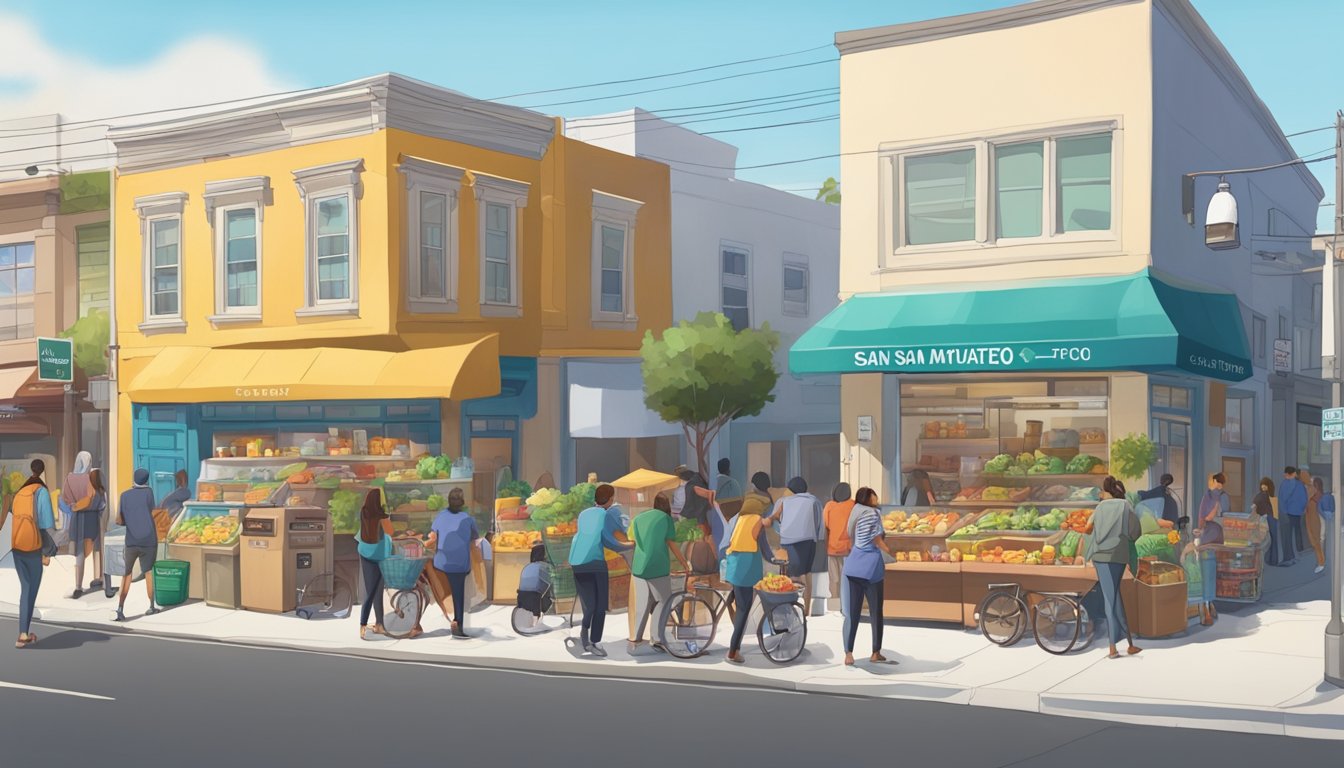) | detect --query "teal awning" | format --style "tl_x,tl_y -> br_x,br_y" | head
789,270 -> 1251,382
